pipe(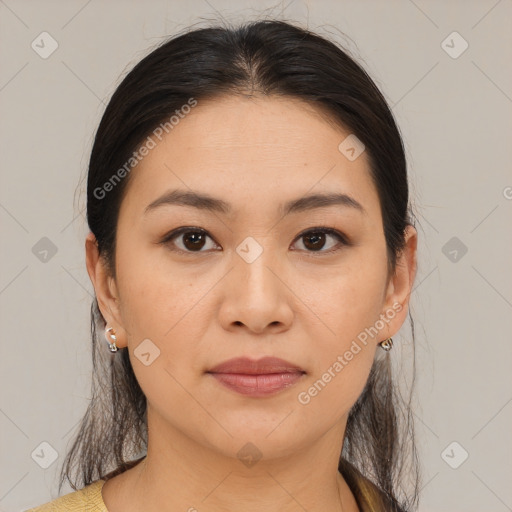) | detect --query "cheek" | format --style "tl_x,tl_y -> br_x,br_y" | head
115,245 -> 213,387
298,255 -> 389,341
116,254 -> 208,420
115,242 -> 194,337
294,253 -> 387,409
295,343 -> 375,431
296,273 -> 382,419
